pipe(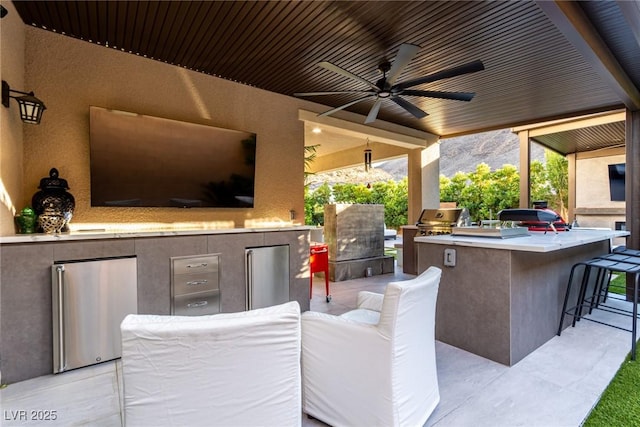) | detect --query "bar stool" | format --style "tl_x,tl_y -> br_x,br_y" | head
613,246 -> 640,257
310,243 -> 331,302
558,253 -> 640,360
594,252 -> 640,301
